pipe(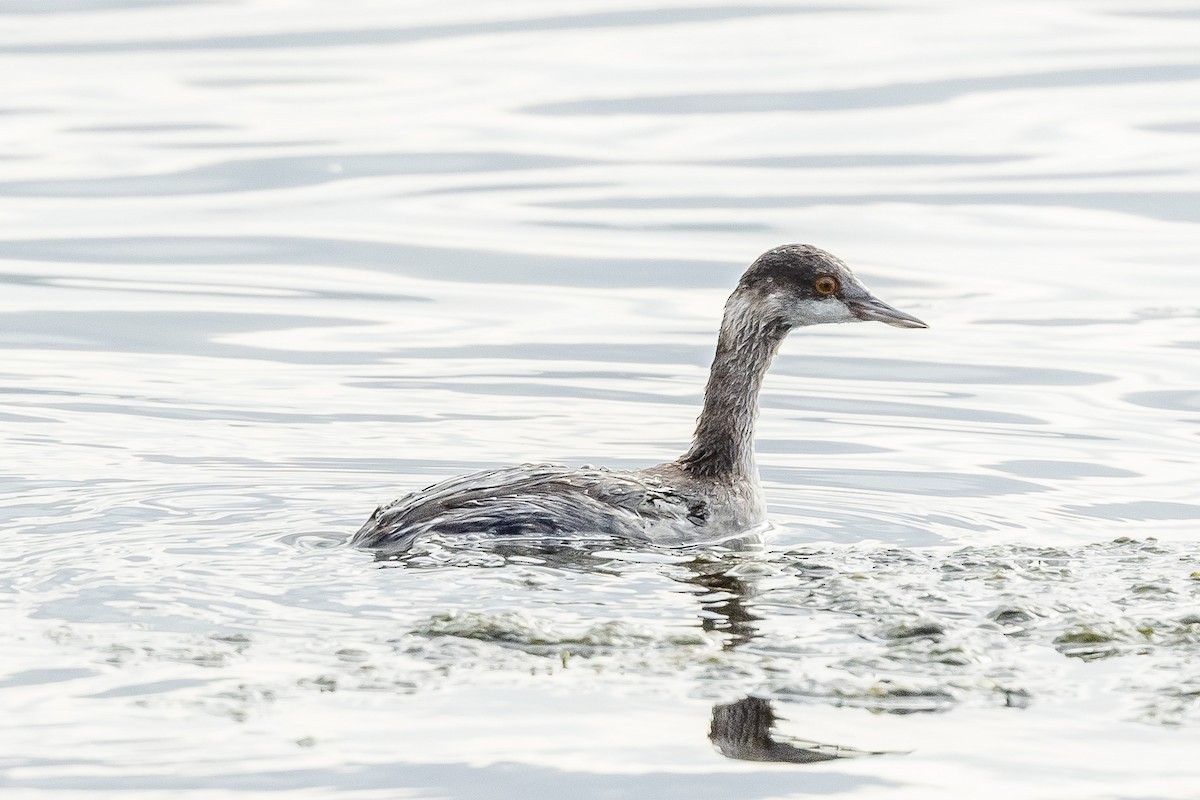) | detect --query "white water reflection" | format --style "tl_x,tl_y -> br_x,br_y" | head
1,0 -> 1200,798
